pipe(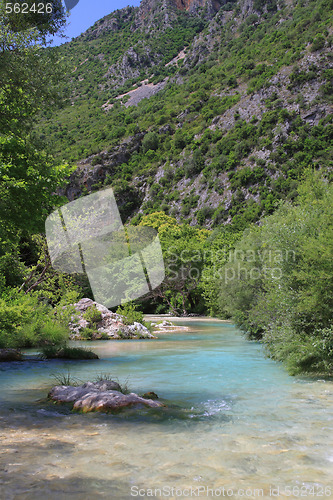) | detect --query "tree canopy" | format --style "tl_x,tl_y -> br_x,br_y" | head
0,2 -> 68,242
